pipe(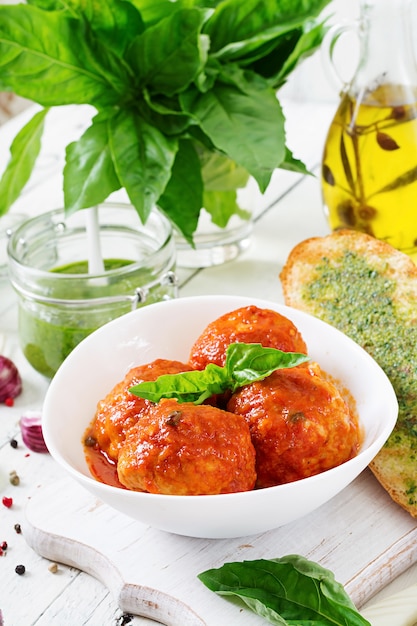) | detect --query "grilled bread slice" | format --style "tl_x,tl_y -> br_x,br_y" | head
280,229 -> 417,517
